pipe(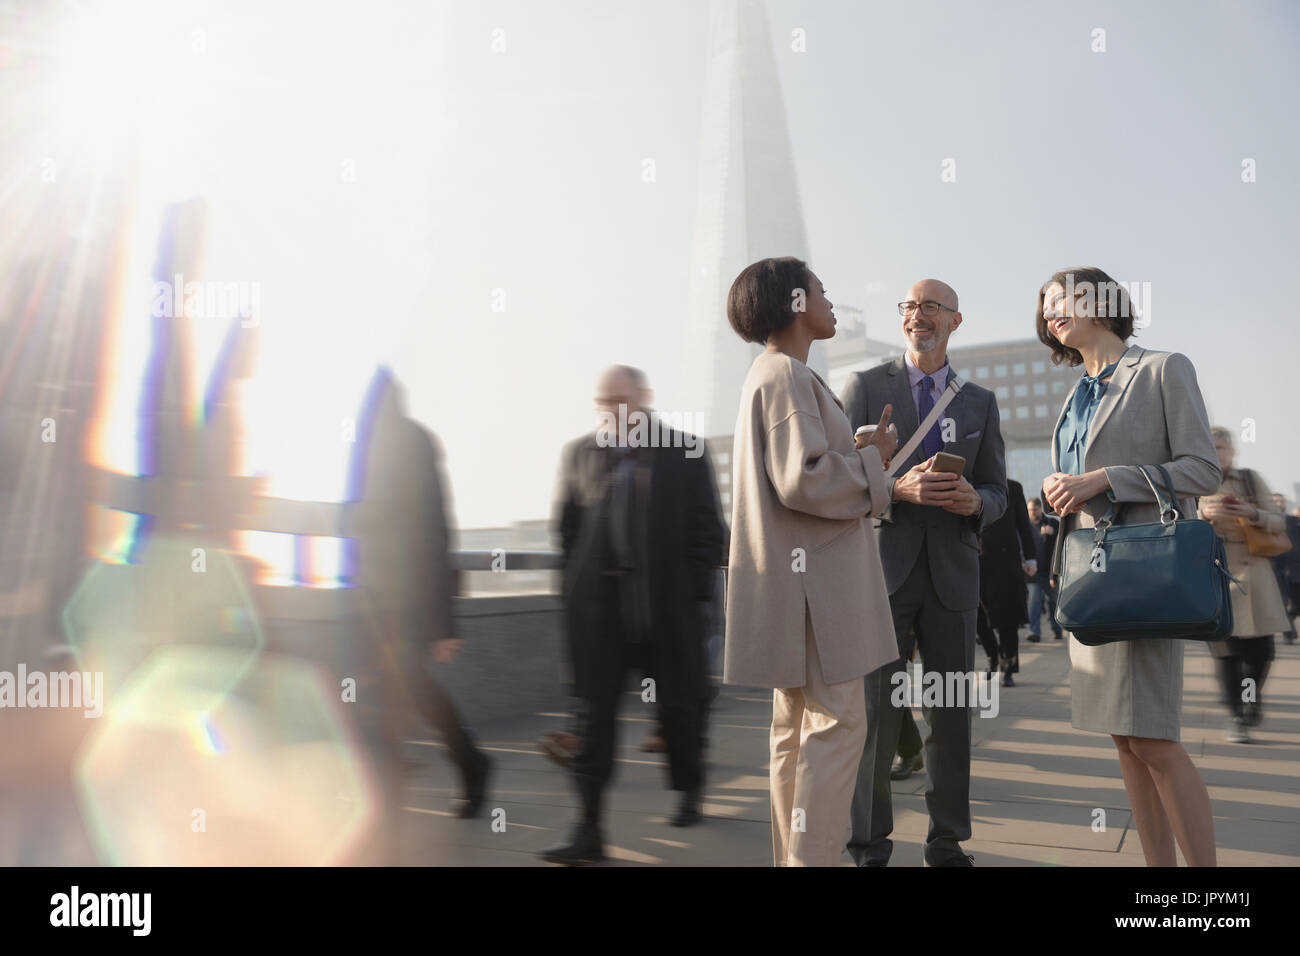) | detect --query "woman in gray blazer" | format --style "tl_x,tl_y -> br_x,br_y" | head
724,257 -> 899,866
1037,267 -> 1219,867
